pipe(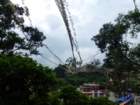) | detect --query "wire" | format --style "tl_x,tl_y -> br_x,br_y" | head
63,0 -> 83,64
40,54 -> 73,73
34,54 -> 57,66
64,0 -> 83,64
40,54 -> 59,66
133,0 -> 138,11
22,0 -> 83,69
55,0 -> 77,71
55,0 -> 75,59
82,51 -> 102,63
43,44 -> 64,64
21,0 -> 63,65
55,0 -> 83,70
